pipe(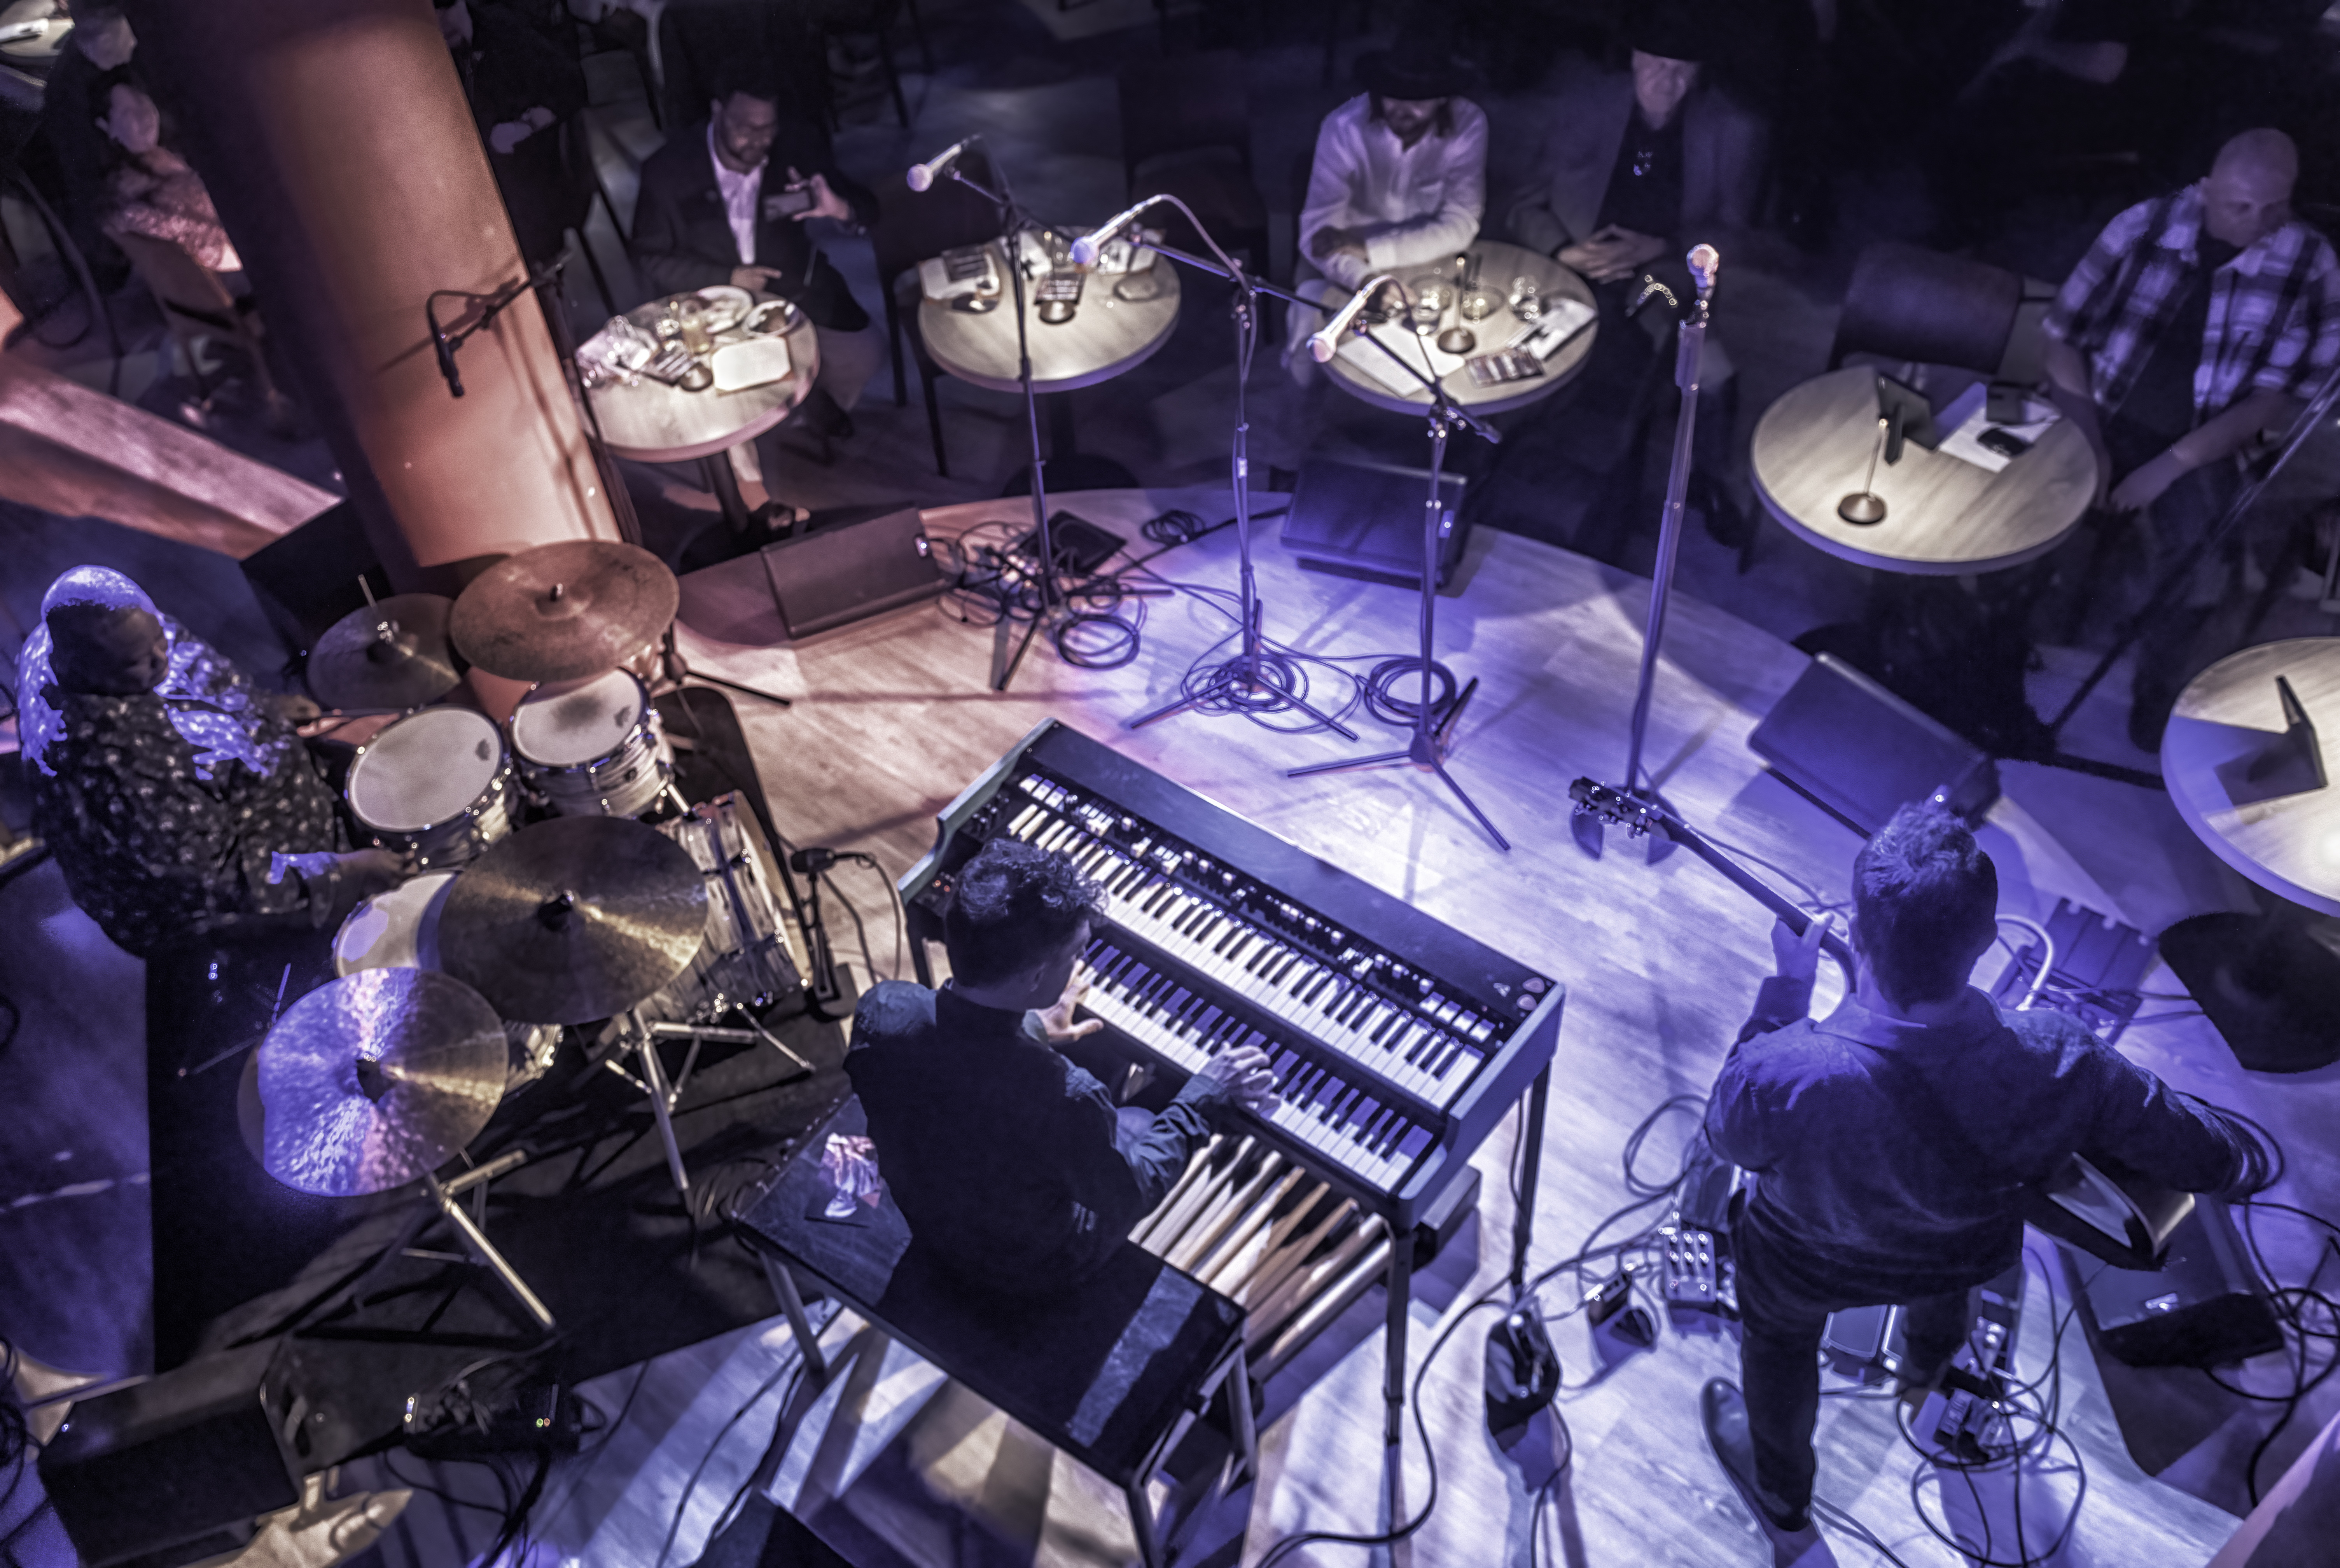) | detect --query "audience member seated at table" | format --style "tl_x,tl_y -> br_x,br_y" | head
1920,0 -> 2169,249
1506,5 -> 1766,547
437,0 -> 588,268
844,839 -> 1277,1296
1286,39 -> 1487,378
1698,804 -> 2267,1551
93,76 -> 241,276
2041,128 -> 2340,750
630,69 -> 881,460
31,2 -> 138,289
18,567 -> 406,961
